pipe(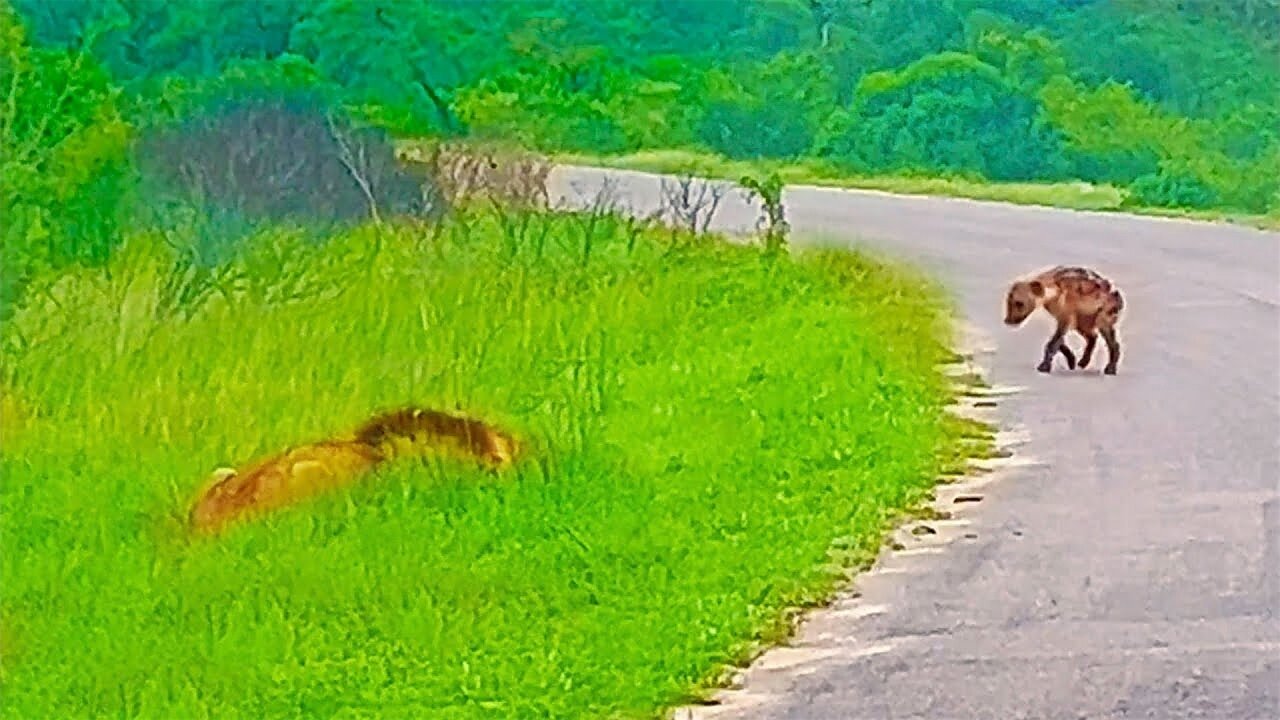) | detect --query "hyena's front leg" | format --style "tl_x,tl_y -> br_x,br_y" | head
1038,320 -> 1069,373
1057,341 -> 1077,370
1100,326 -> 1121,375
